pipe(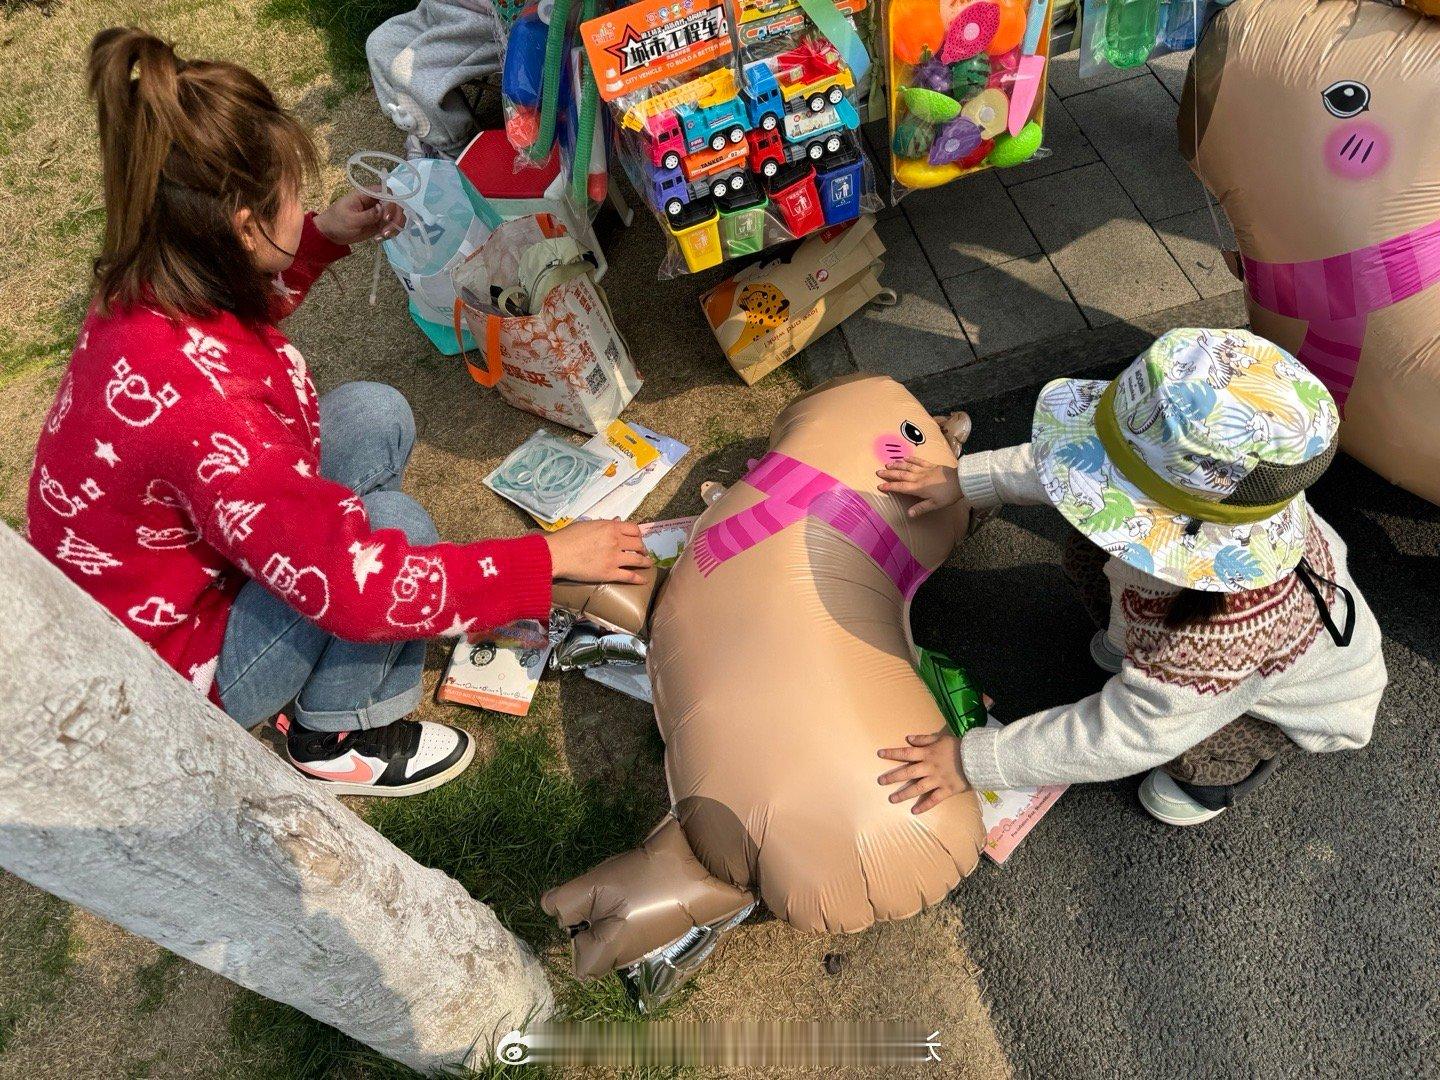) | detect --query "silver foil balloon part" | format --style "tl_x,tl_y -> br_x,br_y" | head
547,607 -> 576,646
550,628 -> 648,672
618,902 -> 758,1014
550,629 -> 598,672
